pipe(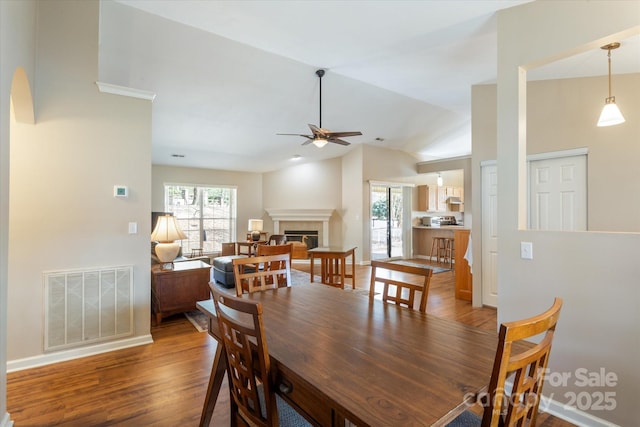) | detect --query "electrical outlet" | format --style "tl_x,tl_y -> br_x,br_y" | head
520,242 -> 533,260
